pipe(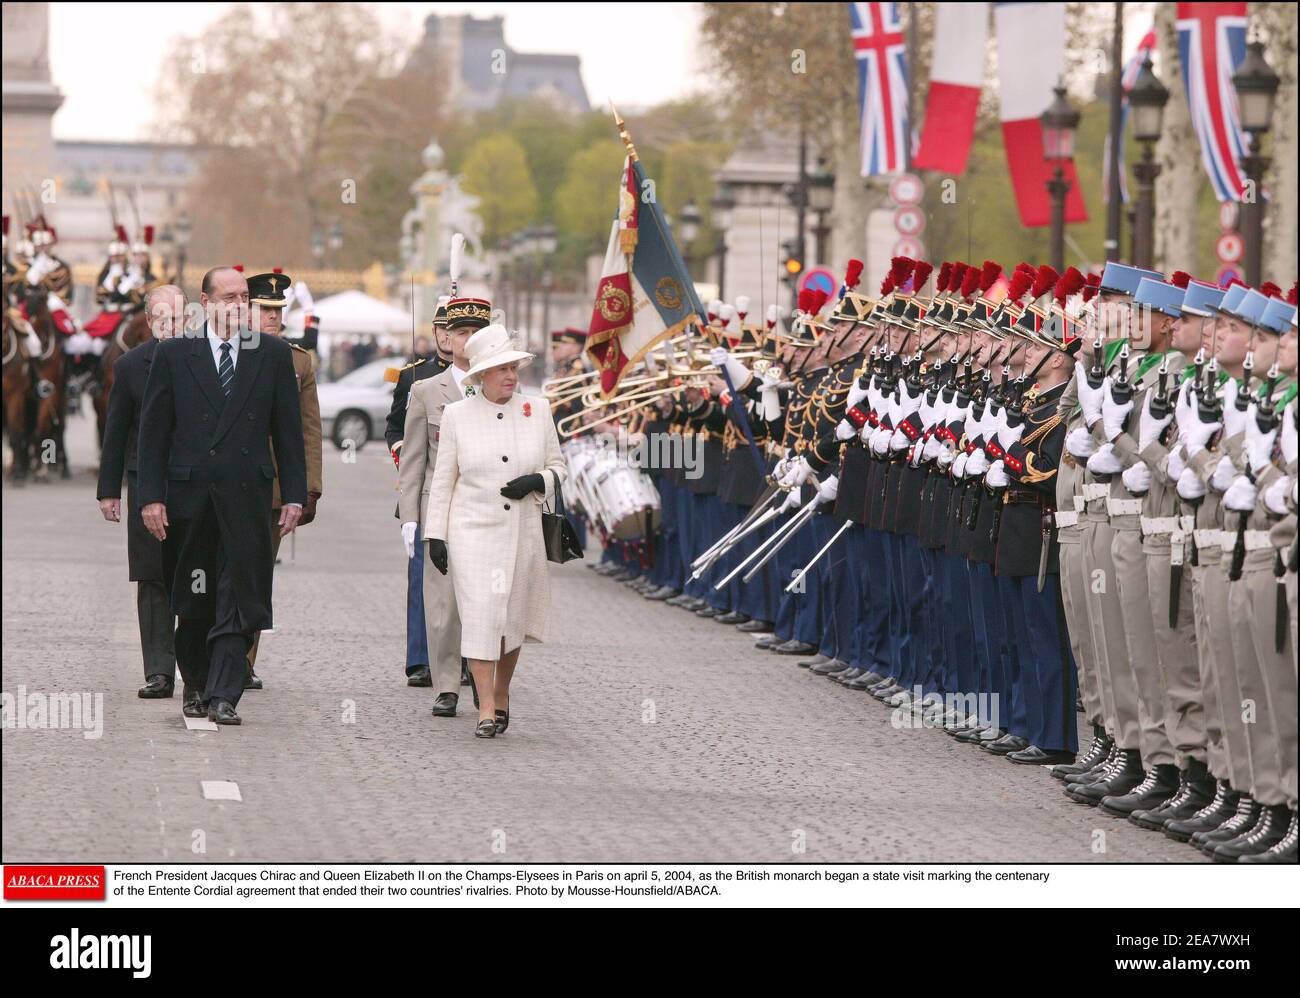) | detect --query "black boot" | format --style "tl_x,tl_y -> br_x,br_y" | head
1100,763 -> 1180,817
1064,743 -> 1121,786
1131,759 -> 1214,831
1066,749 -> 1144,806
1238,810 -> 1298,864
1212,804 -> 1293,863
1051,724 -> 1110,781
1165,780 -> 1239,842
1192,795 -> 1260,854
